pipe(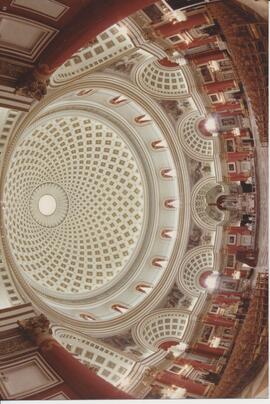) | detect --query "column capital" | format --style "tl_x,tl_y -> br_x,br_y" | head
15,66 -> 50,101
17,313 -> 53,345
